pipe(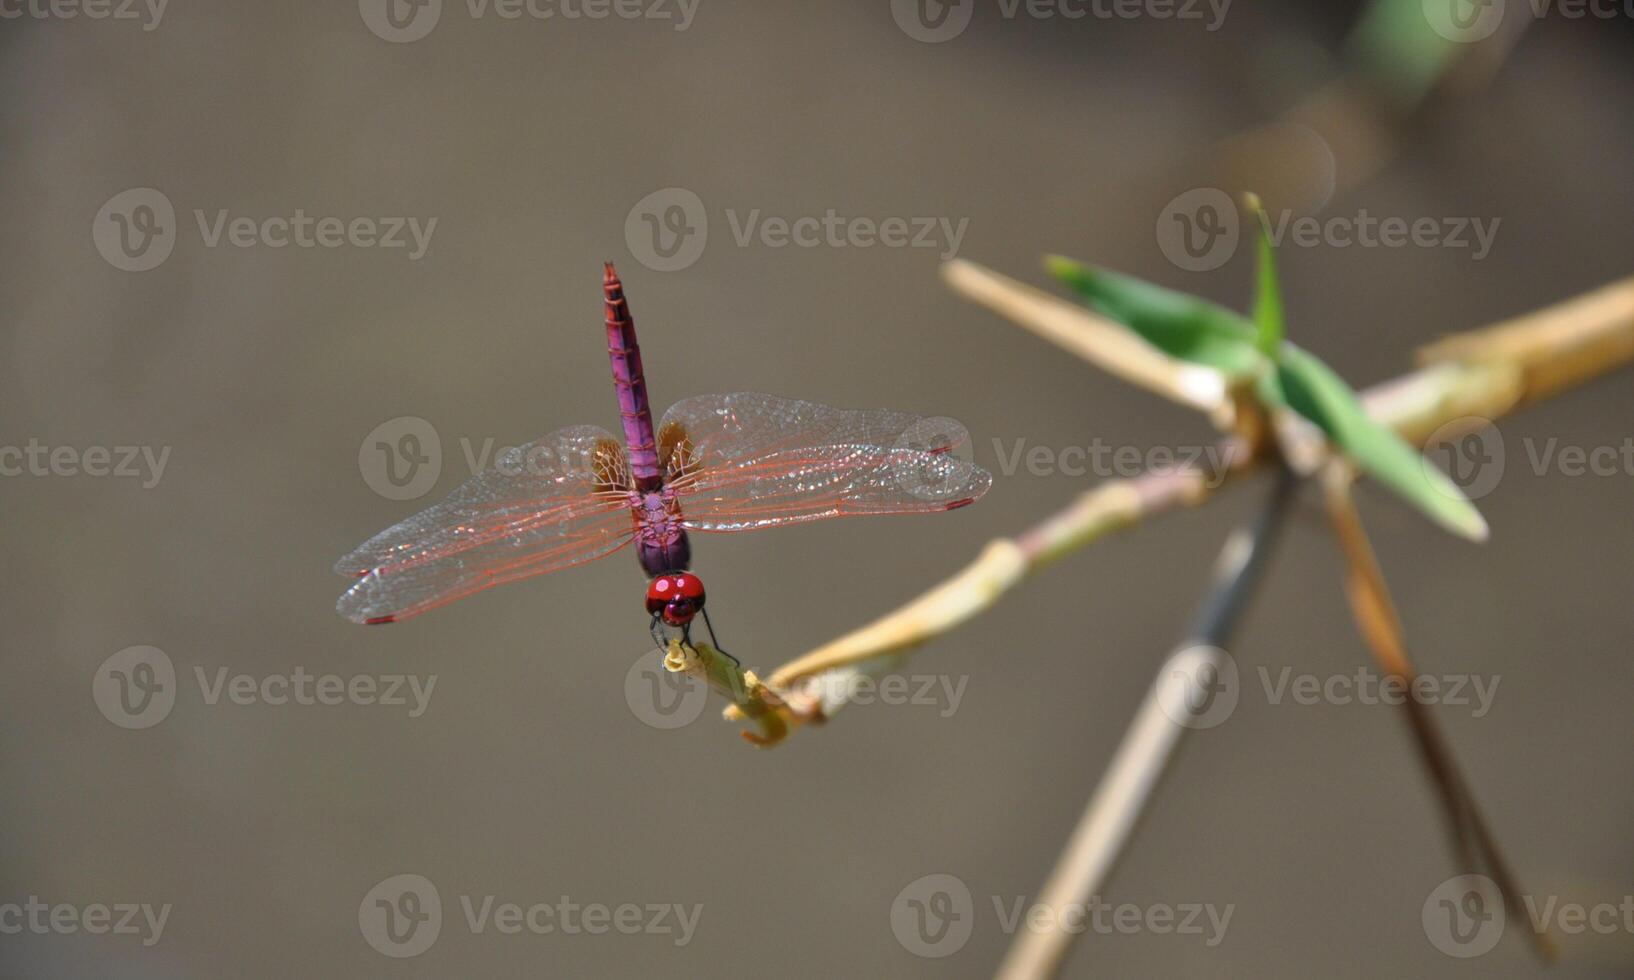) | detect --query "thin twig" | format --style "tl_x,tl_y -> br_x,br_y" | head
994,469 -> 1298,980
1320,464 -> 1558,963
1419,274 -> 1634,405
940,259 -> 1231,415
